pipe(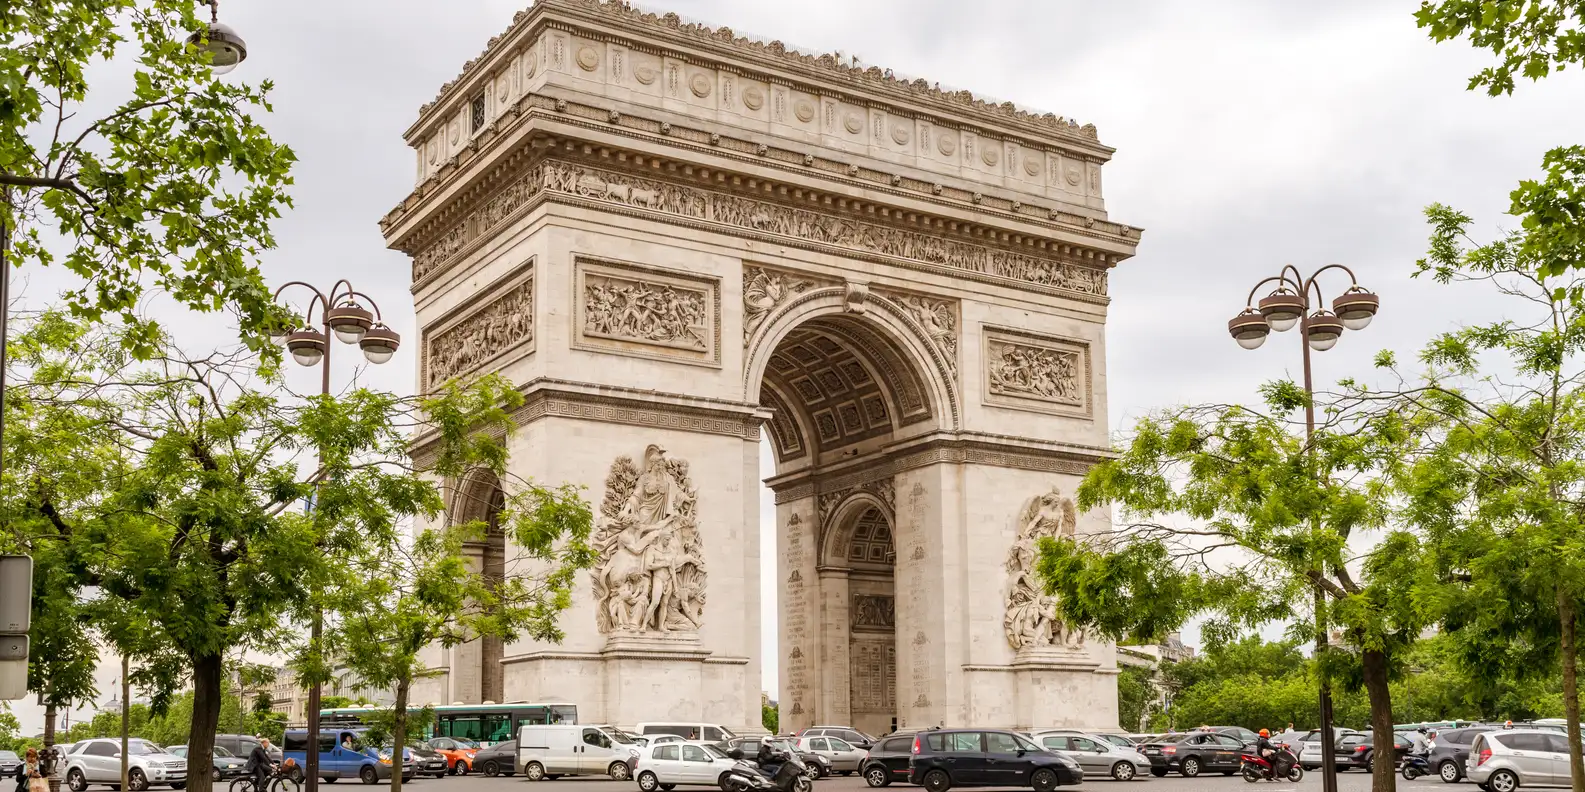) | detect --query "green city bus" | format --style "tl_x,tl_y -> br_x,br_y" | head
319,702 -> 578,745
